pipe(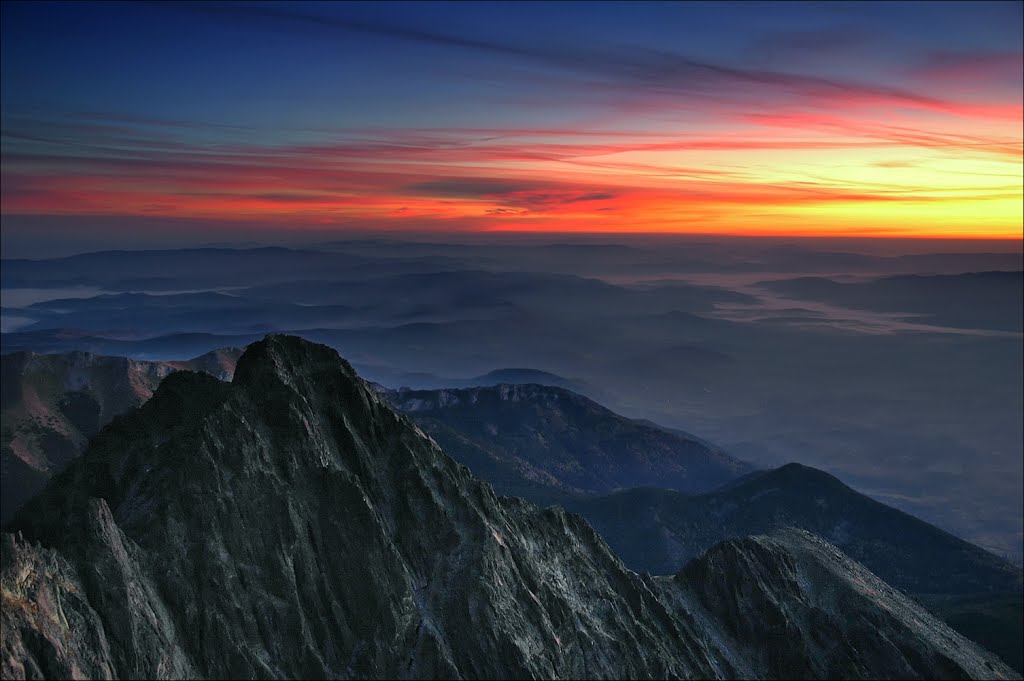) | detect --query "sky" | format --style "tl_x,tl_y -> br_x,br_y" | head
1,0 -> 1022,248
